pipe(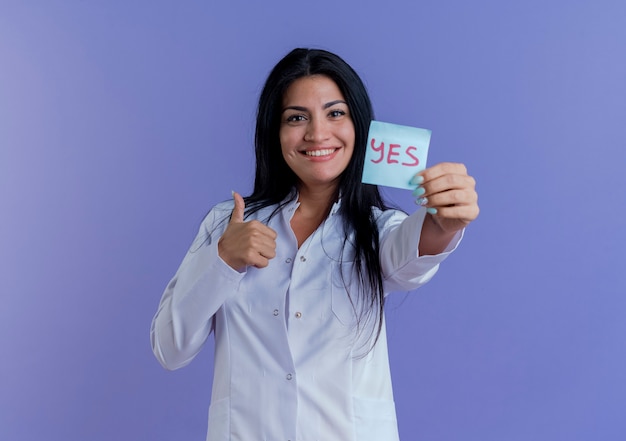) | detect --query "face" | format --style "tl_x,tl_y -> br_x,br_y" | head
279,75 -> 355,192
